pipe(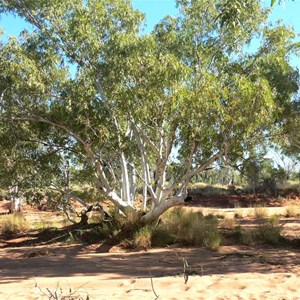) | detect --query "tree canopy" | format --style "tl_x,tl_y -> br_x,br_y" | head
0,0 -> 299,223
